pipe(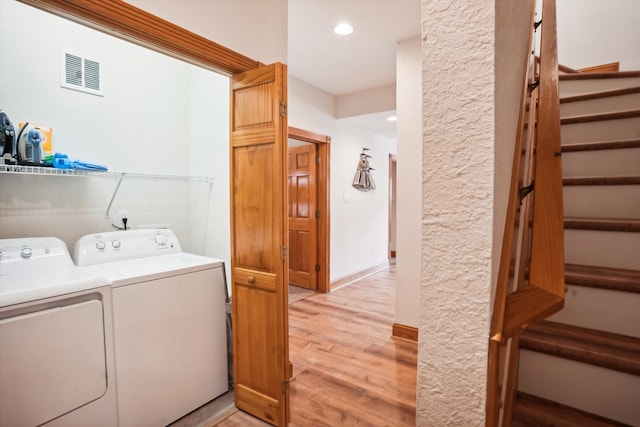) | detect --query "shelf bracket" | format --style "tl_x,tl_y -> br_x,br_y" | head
105,172 -> 126,218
